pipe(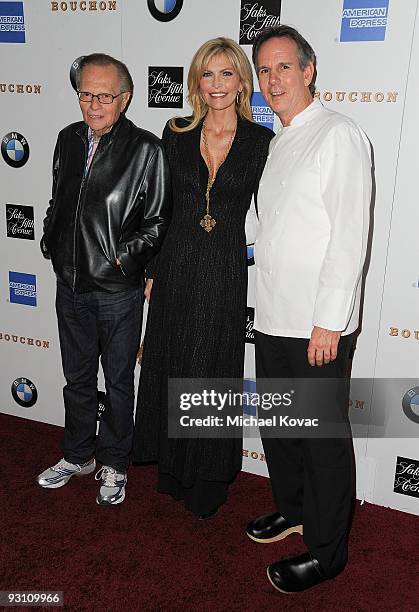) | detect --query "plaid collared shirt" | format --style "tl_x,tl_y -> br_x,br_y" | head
84,128 -> 101,177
